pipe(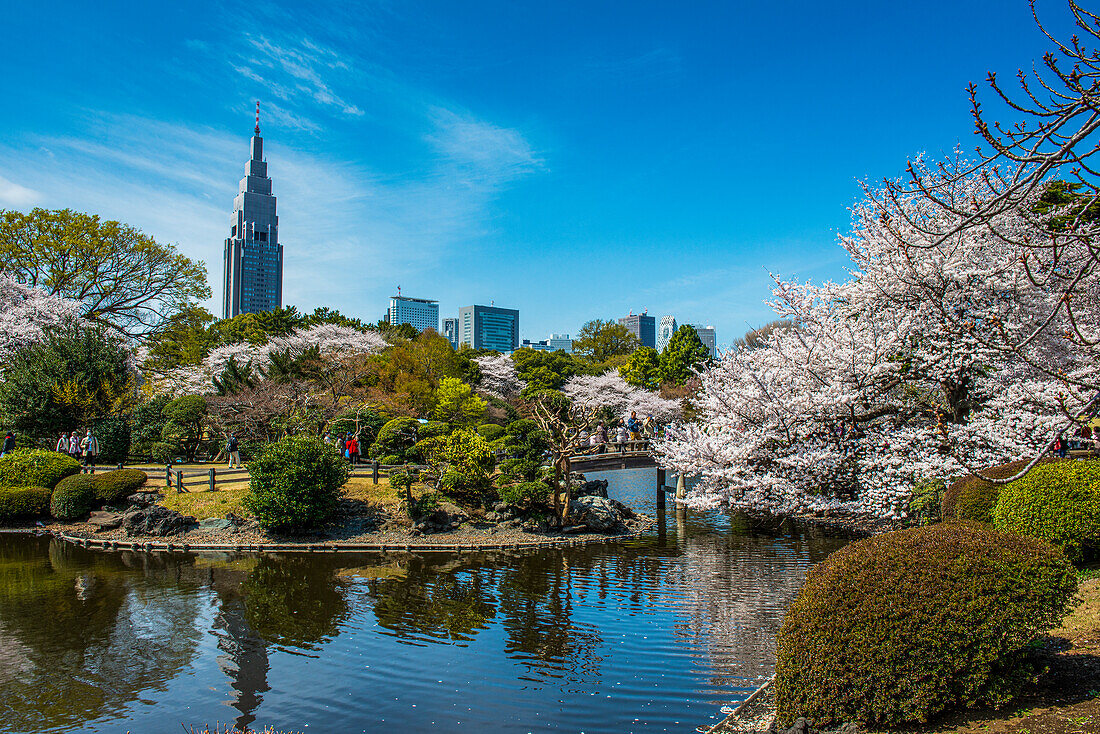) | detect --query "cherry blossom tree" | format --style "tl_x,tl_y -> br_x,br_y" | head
657,167 -> 1080,520
473,354 -> 526,399
562,372 -> 682,423
154,324 -> 387,396
0,274 -> 82,362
